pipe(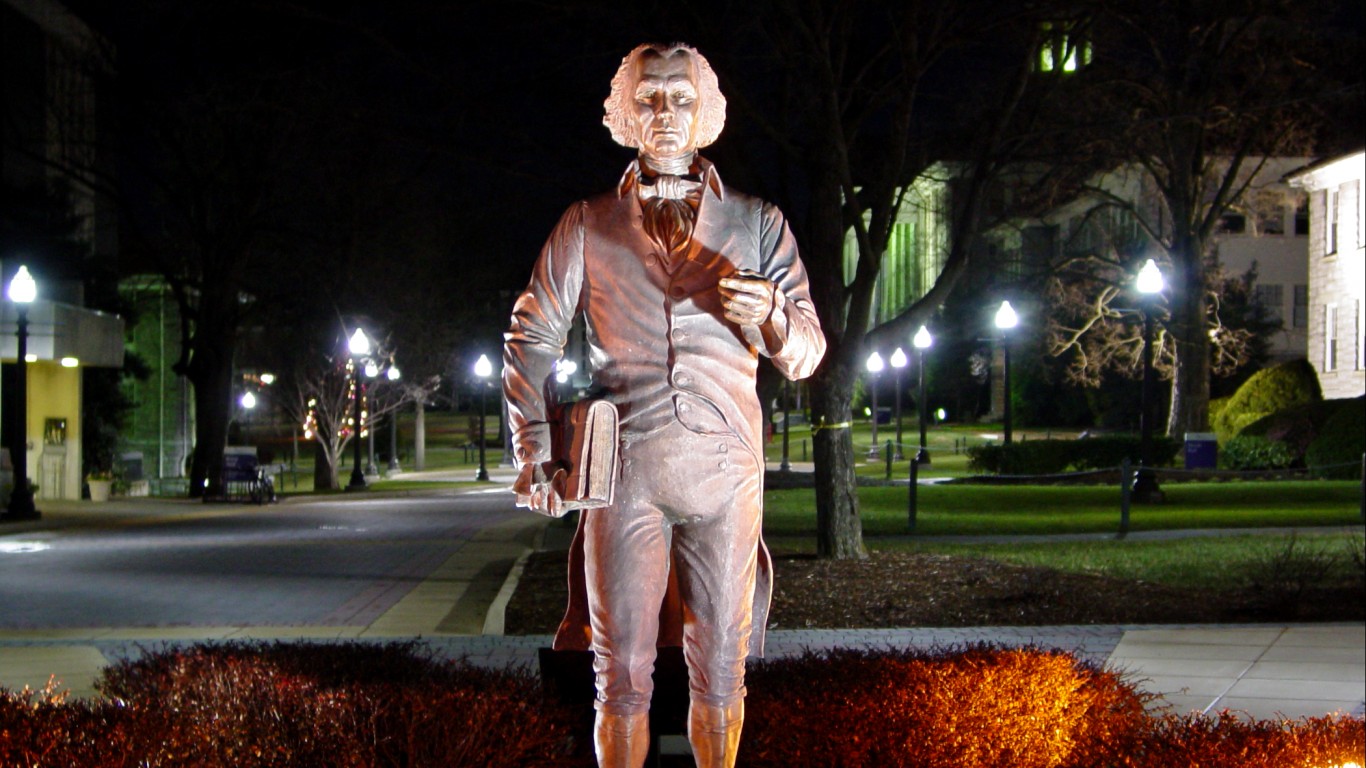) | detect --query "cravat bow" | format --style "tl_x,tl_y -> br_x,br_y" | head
638,174 -> 703,201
